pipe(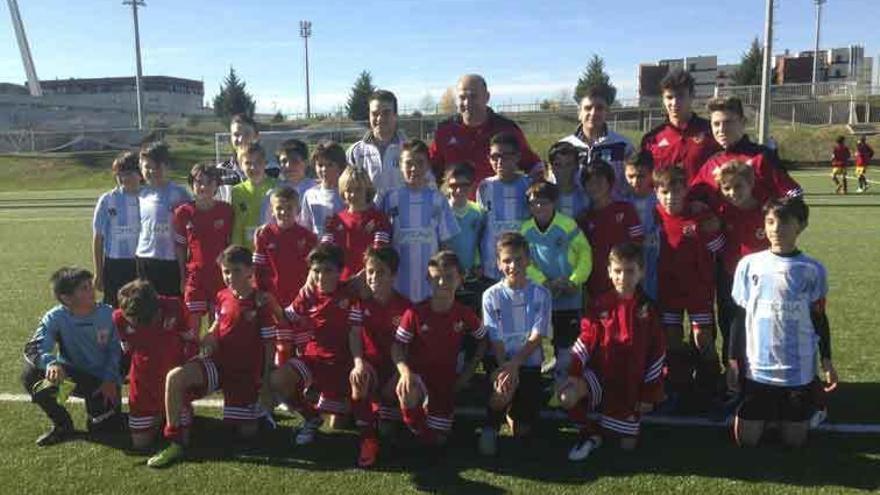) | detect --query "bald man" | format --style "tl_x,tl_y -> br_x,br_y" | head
429,74 -> 543,190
